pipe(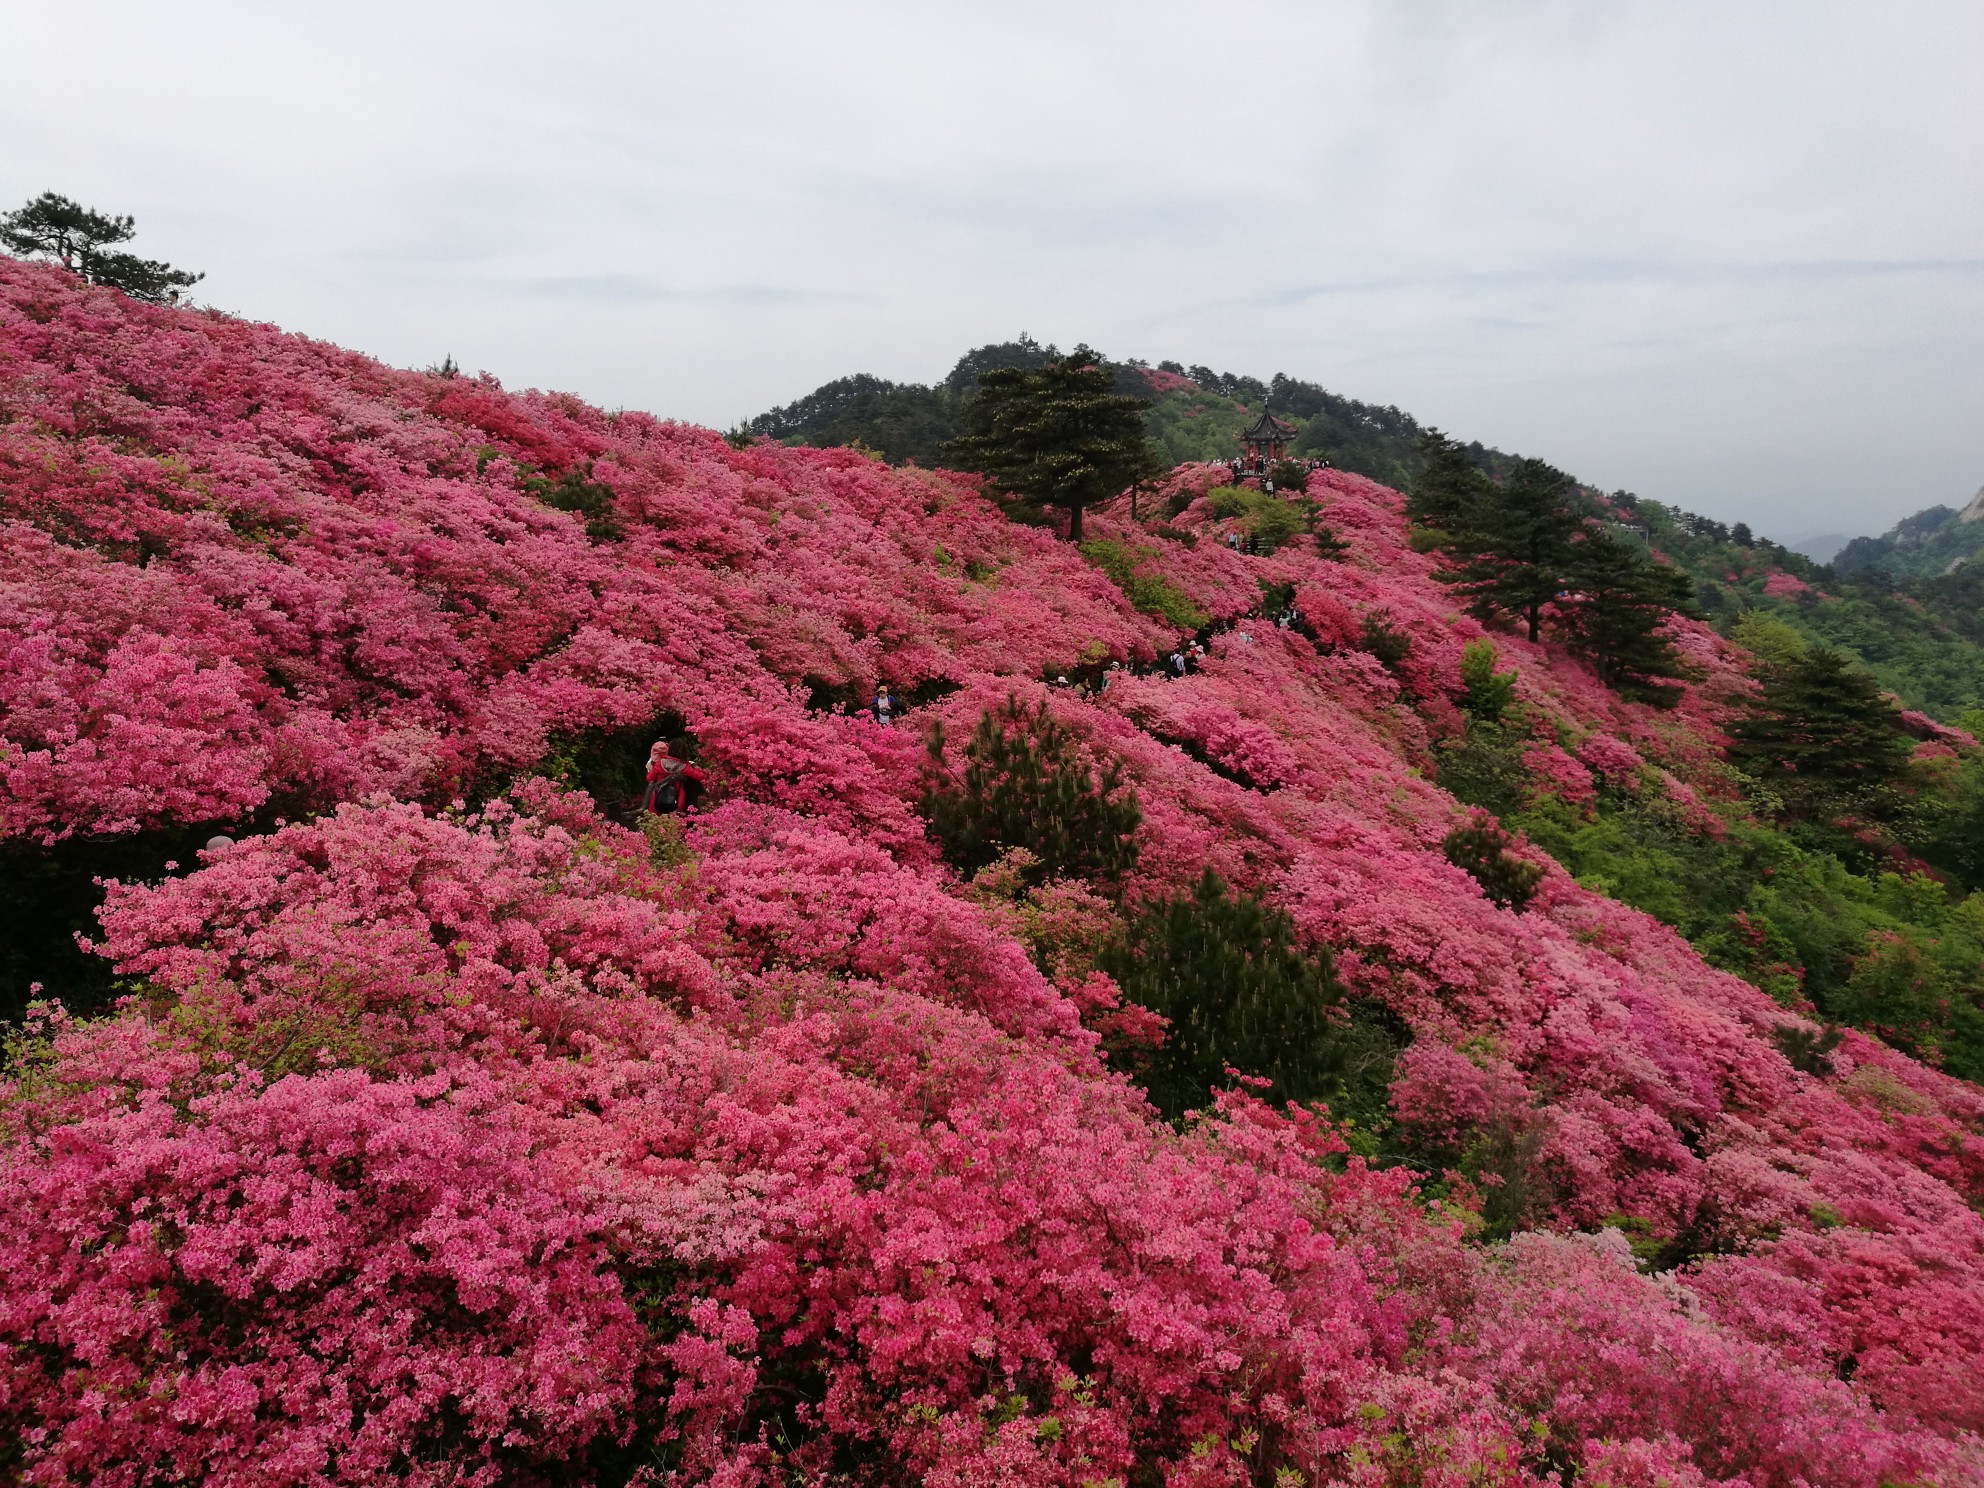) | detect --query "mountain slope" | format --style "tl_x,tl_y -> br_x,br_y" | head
2,260 -> 1983,1484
